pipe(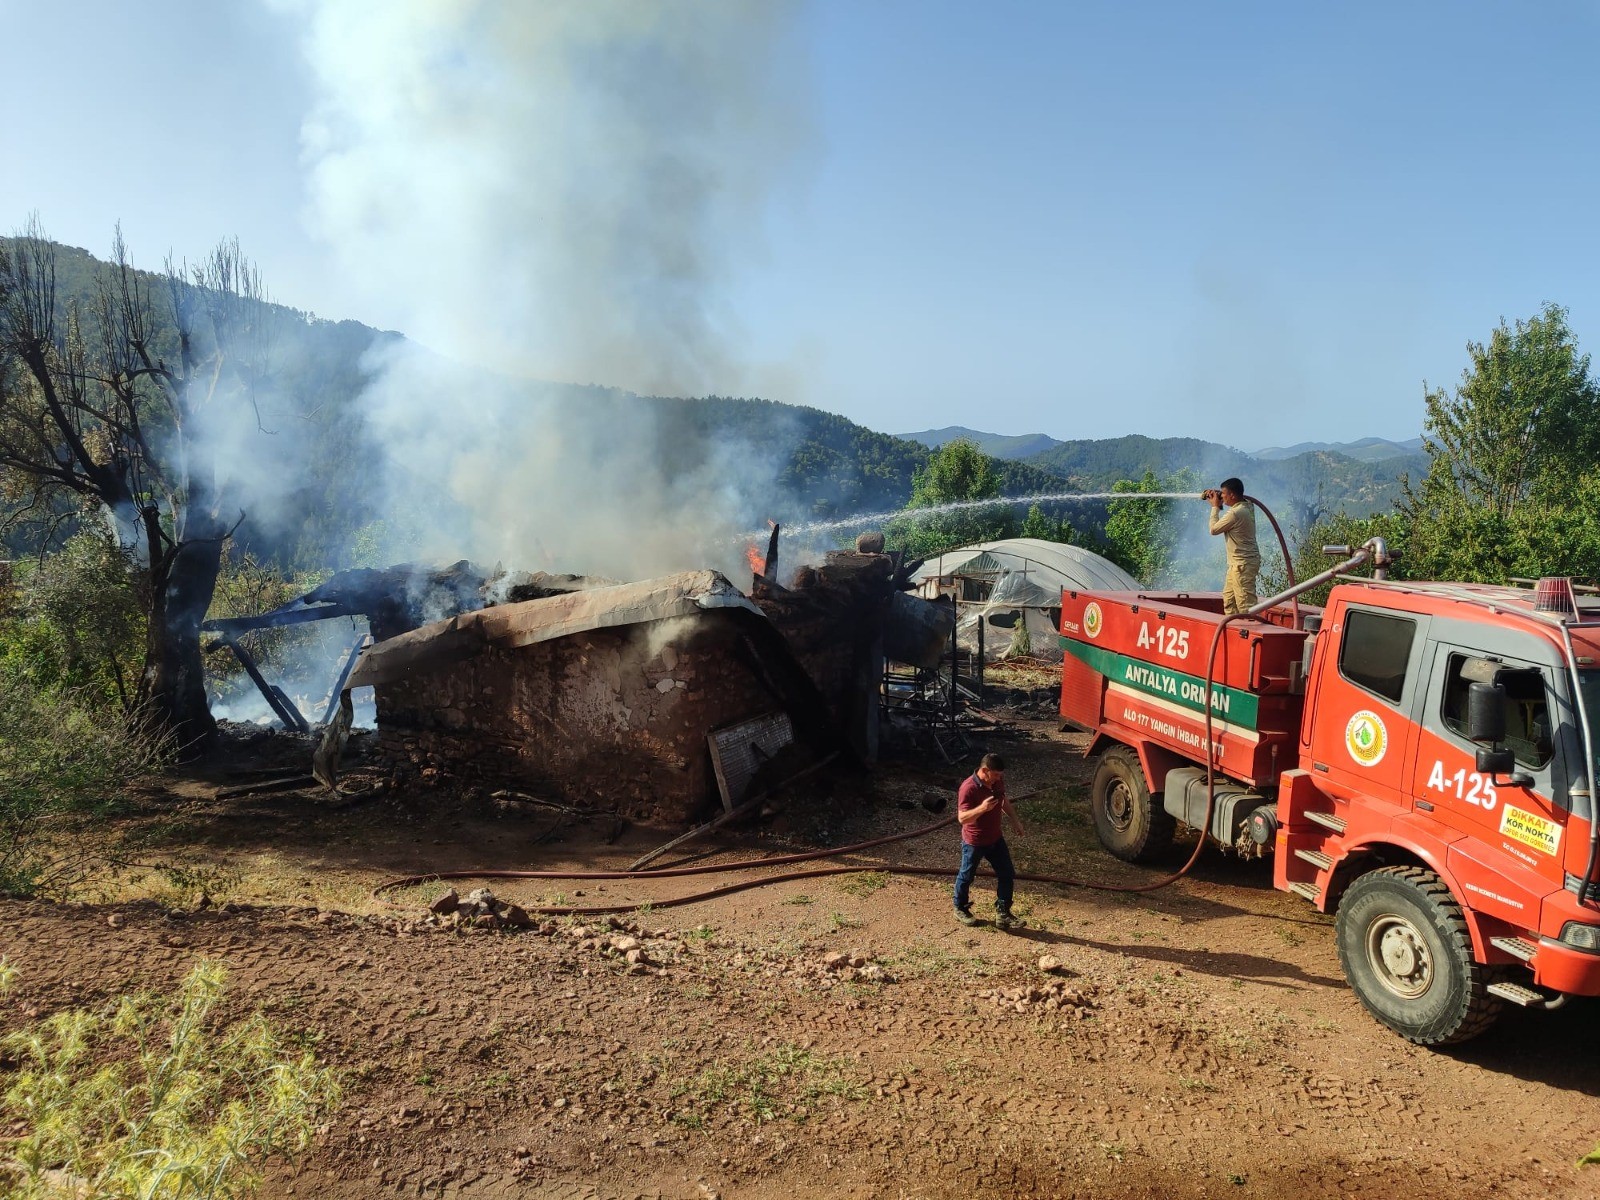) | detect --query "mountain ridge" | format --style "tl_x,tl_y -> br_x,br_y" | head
900,424 -> 1424,465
